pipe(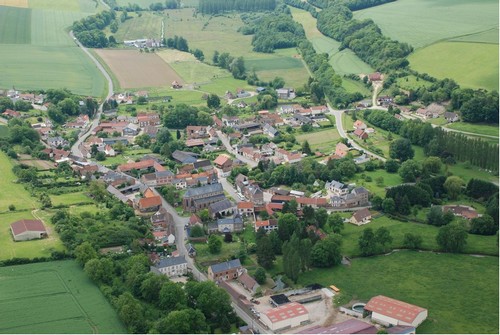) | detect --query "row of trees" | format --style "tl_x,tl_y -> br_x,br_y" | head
72,10 -> 116,48
250,14 -> 306,53
199,0 -> 276,14
306,0 -> 394,10
212,51 -> 246,79
149,0 -> 179,11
